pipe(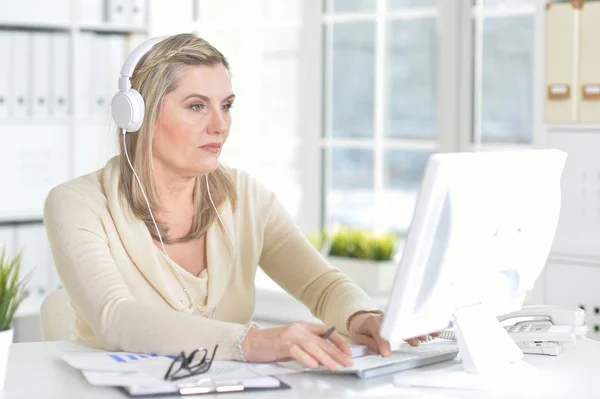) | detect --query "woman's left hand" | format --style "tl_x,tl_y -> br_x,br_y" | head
347,312 -> 440,357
